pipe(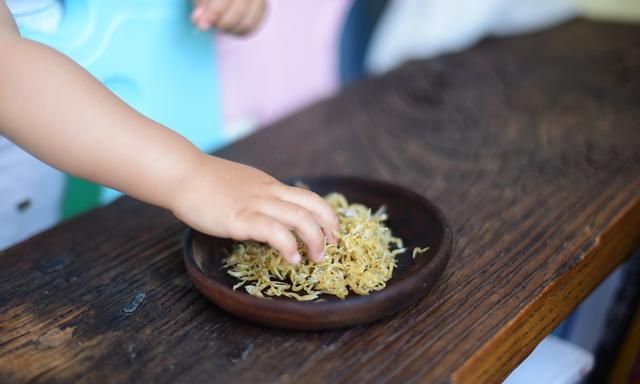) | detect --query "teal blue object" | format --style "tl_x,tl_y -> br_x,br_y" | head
17,0 -> 225,209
